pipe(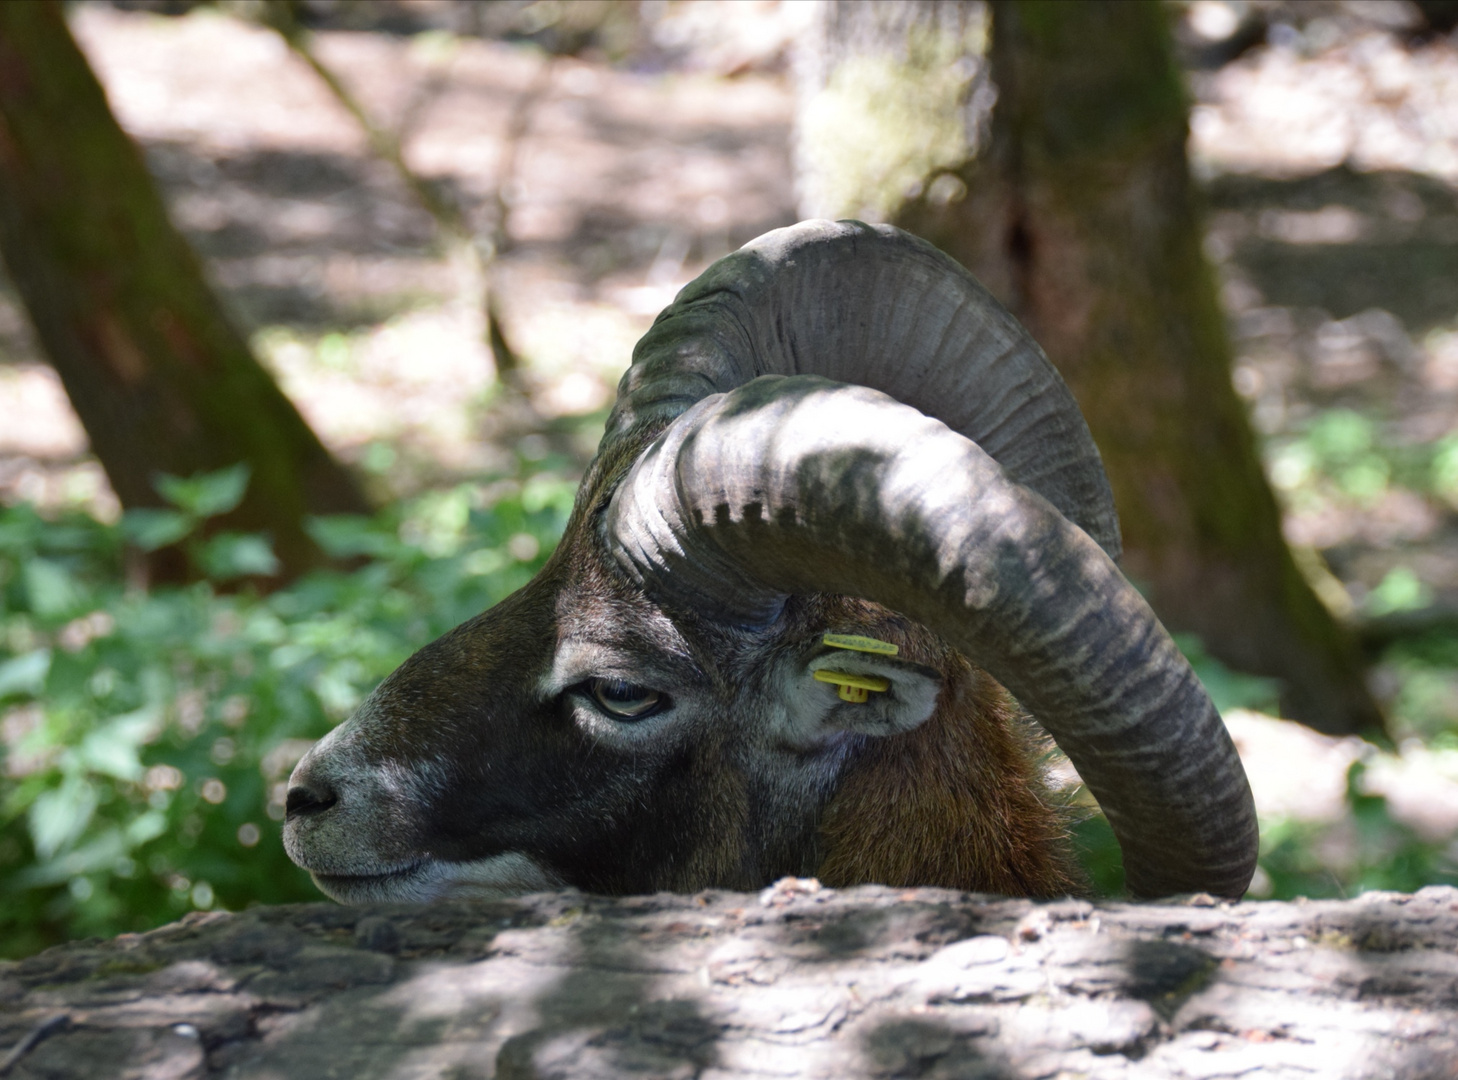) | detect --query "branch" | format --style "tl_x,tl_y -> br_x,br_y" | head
255,0 -> 542,380
258,1 -> 466,236
3,883 -> 1456,1077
